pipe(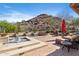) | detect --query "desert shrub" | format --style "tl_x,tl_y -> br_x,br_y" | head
0,33 -> 7,37
32,29 -> 37,33
9,33 -> 17,37
22,33 -> 26,36
46,29 -> 53,33
68,30 -> 75,33
30,32 -> 35,36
